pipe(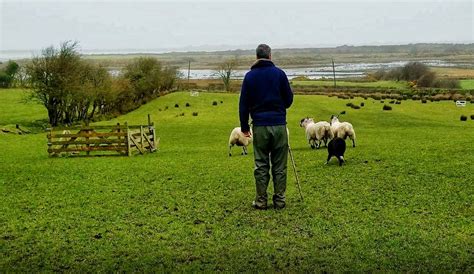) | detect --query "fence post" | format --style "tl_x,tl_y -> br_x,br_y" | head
140,126 -> 144,152
47,126 -> 52,157
126,122 -> 131,156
